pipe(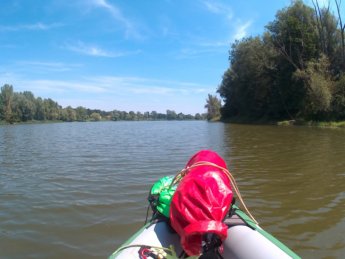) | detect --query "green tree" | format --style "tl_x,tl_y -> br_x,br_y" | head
144,111 -> 150,120
12,91 -> 36,121
111,110 -> 121,121
35,97 -> 46,120
267,0 -> 319,70
1,84 -> 14,123
166,110 -> 177,120
335,0 -> 345,70
218,36 -> 277,119
43,98 -> 60,120
332,74 -> 345,119
150,111 -> 158,120
90,112 -> 101,121
194,113 -> 202,120
312,0 -> 340,74
265,0 -> 321,119
293,55 -> 333,119
75,106 -> 88,121
65,106 -> 77,121
205,94 -> 221,121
